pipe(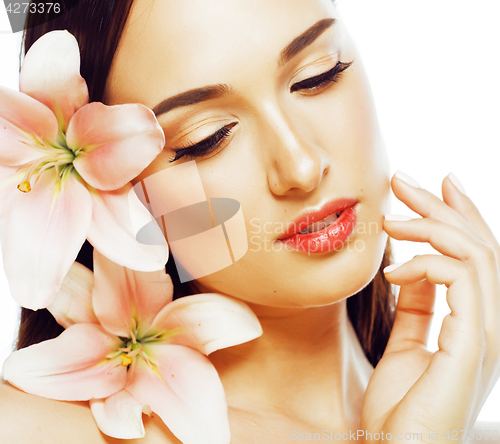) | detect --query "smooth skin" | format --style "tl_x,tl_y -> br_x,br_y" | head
367,174 -> 500,443
1,0 -> 500,442
107,0 -> 389,440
